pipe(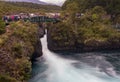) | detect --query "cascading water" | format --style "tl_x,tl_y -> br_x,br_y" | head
29,35 -> 120,82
